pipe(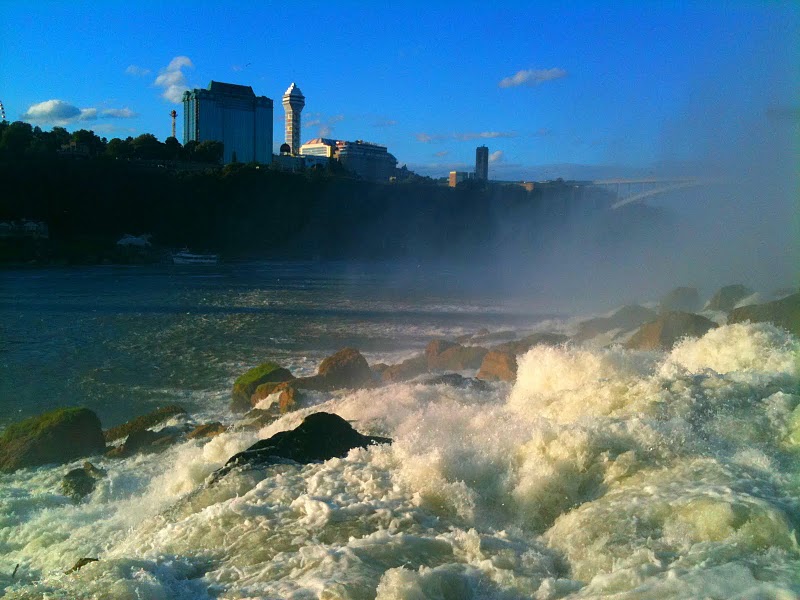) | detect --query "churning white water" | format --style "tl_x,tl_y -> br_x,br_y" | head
1,319 -> 798,599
